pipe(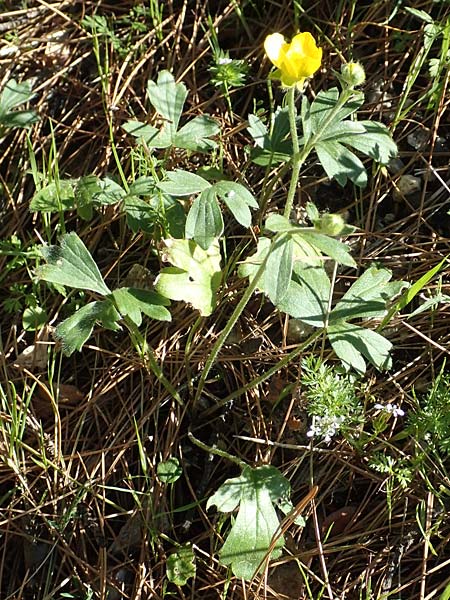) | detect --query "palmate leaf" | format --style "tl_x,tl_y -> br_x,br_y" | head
185,188 -> 224,250
315,139 -> 368,188
147,70 -> 188,139
174,115 -> 219,152
30,180 -> 76,212
121,120 -> 163,146
277,265 -> 331,327
0,79 -> 35,113
264,236 -> 293,305
206,465 -> 291,580
155,238 -> 222,316
125,72 -> 218,152
0,79 -> 39,128
238,236 -> 271,283
111,287 -> 171,326
330,266 -> 408,322
307,88 -> 364,134
325,266 -> 405,373
157,170 -> 211,196
300,231 -> 356,268
321,120 -> 398,165
238,233 -> 323,300
248,107 -> 292,166
327,321 -> 392,374
214,181 -> 258,228
55,300 -> 121,356
123,196 -> 157,233
37,232 -> 111,296
159,171 -> 258,234
305,87 -> 397,188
